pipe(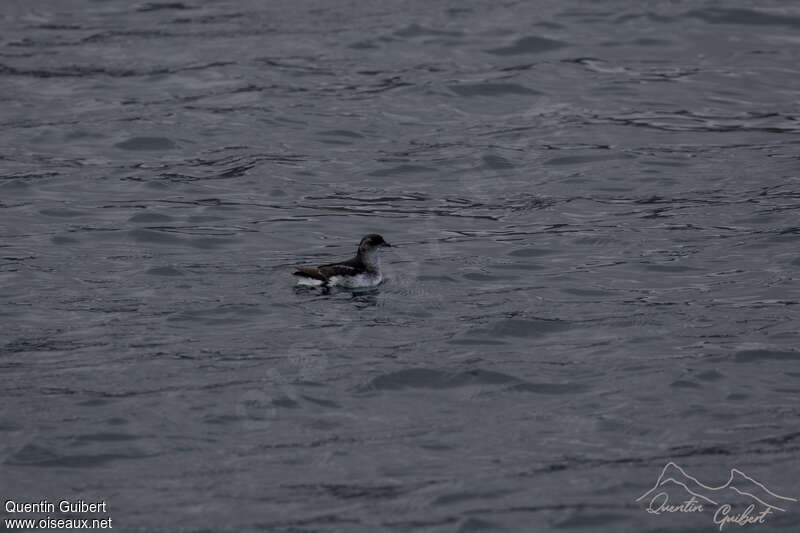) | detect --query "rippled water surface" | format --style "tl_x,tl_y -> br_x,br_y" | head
2,1 -> 800,531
